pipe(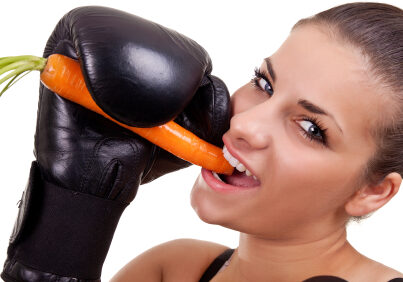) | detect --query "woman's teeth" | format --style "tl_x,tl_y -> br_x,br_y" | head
223,146 -> 257,180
